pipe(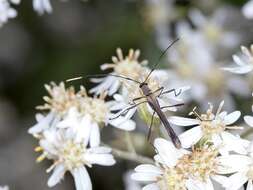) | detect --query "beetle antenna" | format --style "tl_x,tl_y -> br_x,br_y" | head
66,74 -> 141,84
143,38 -> 179,83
